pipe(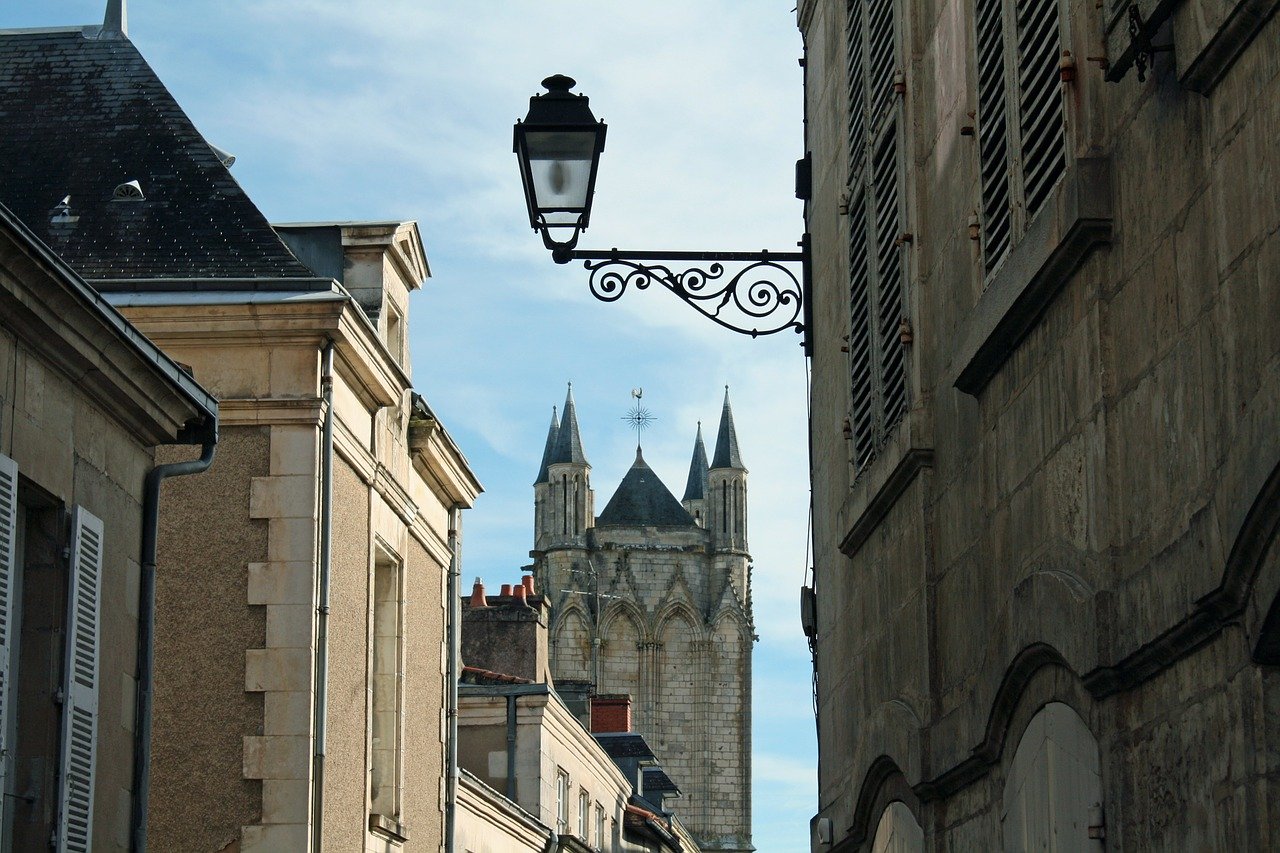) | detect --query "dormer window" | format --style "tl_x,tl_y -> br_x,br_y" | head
112,179 -> 144,200
385,304 -> 405,365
